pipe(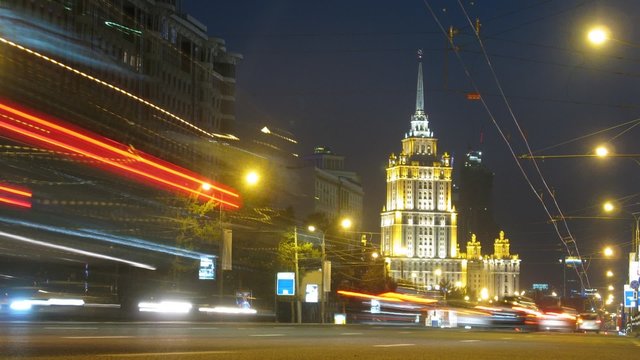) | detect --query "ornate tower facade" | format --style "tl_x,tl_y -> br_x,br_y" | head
380,51 -> 463,289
